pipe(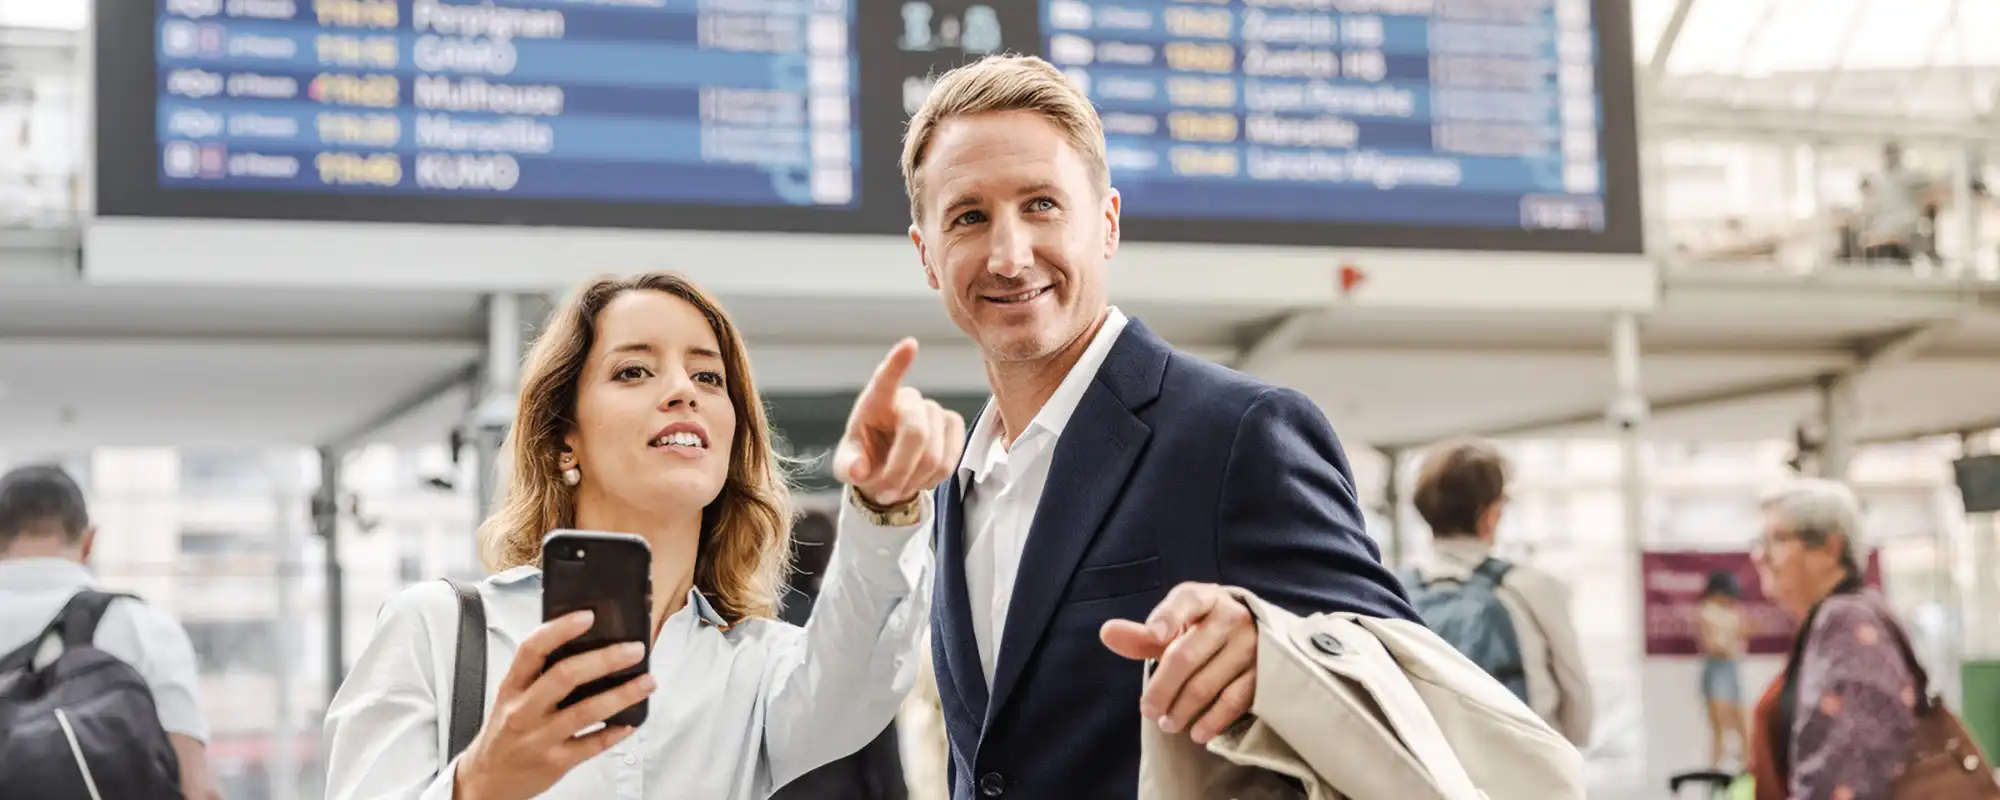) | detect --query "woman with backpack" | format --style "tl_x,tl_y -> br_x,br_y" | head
1400,438 -> 1596,746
